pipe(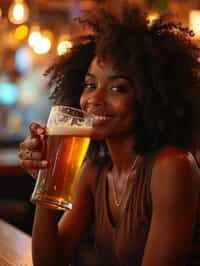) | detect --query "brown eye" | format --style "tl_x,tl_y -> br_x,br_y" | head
82,83 -> 96,91
111,85 -> 127,93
